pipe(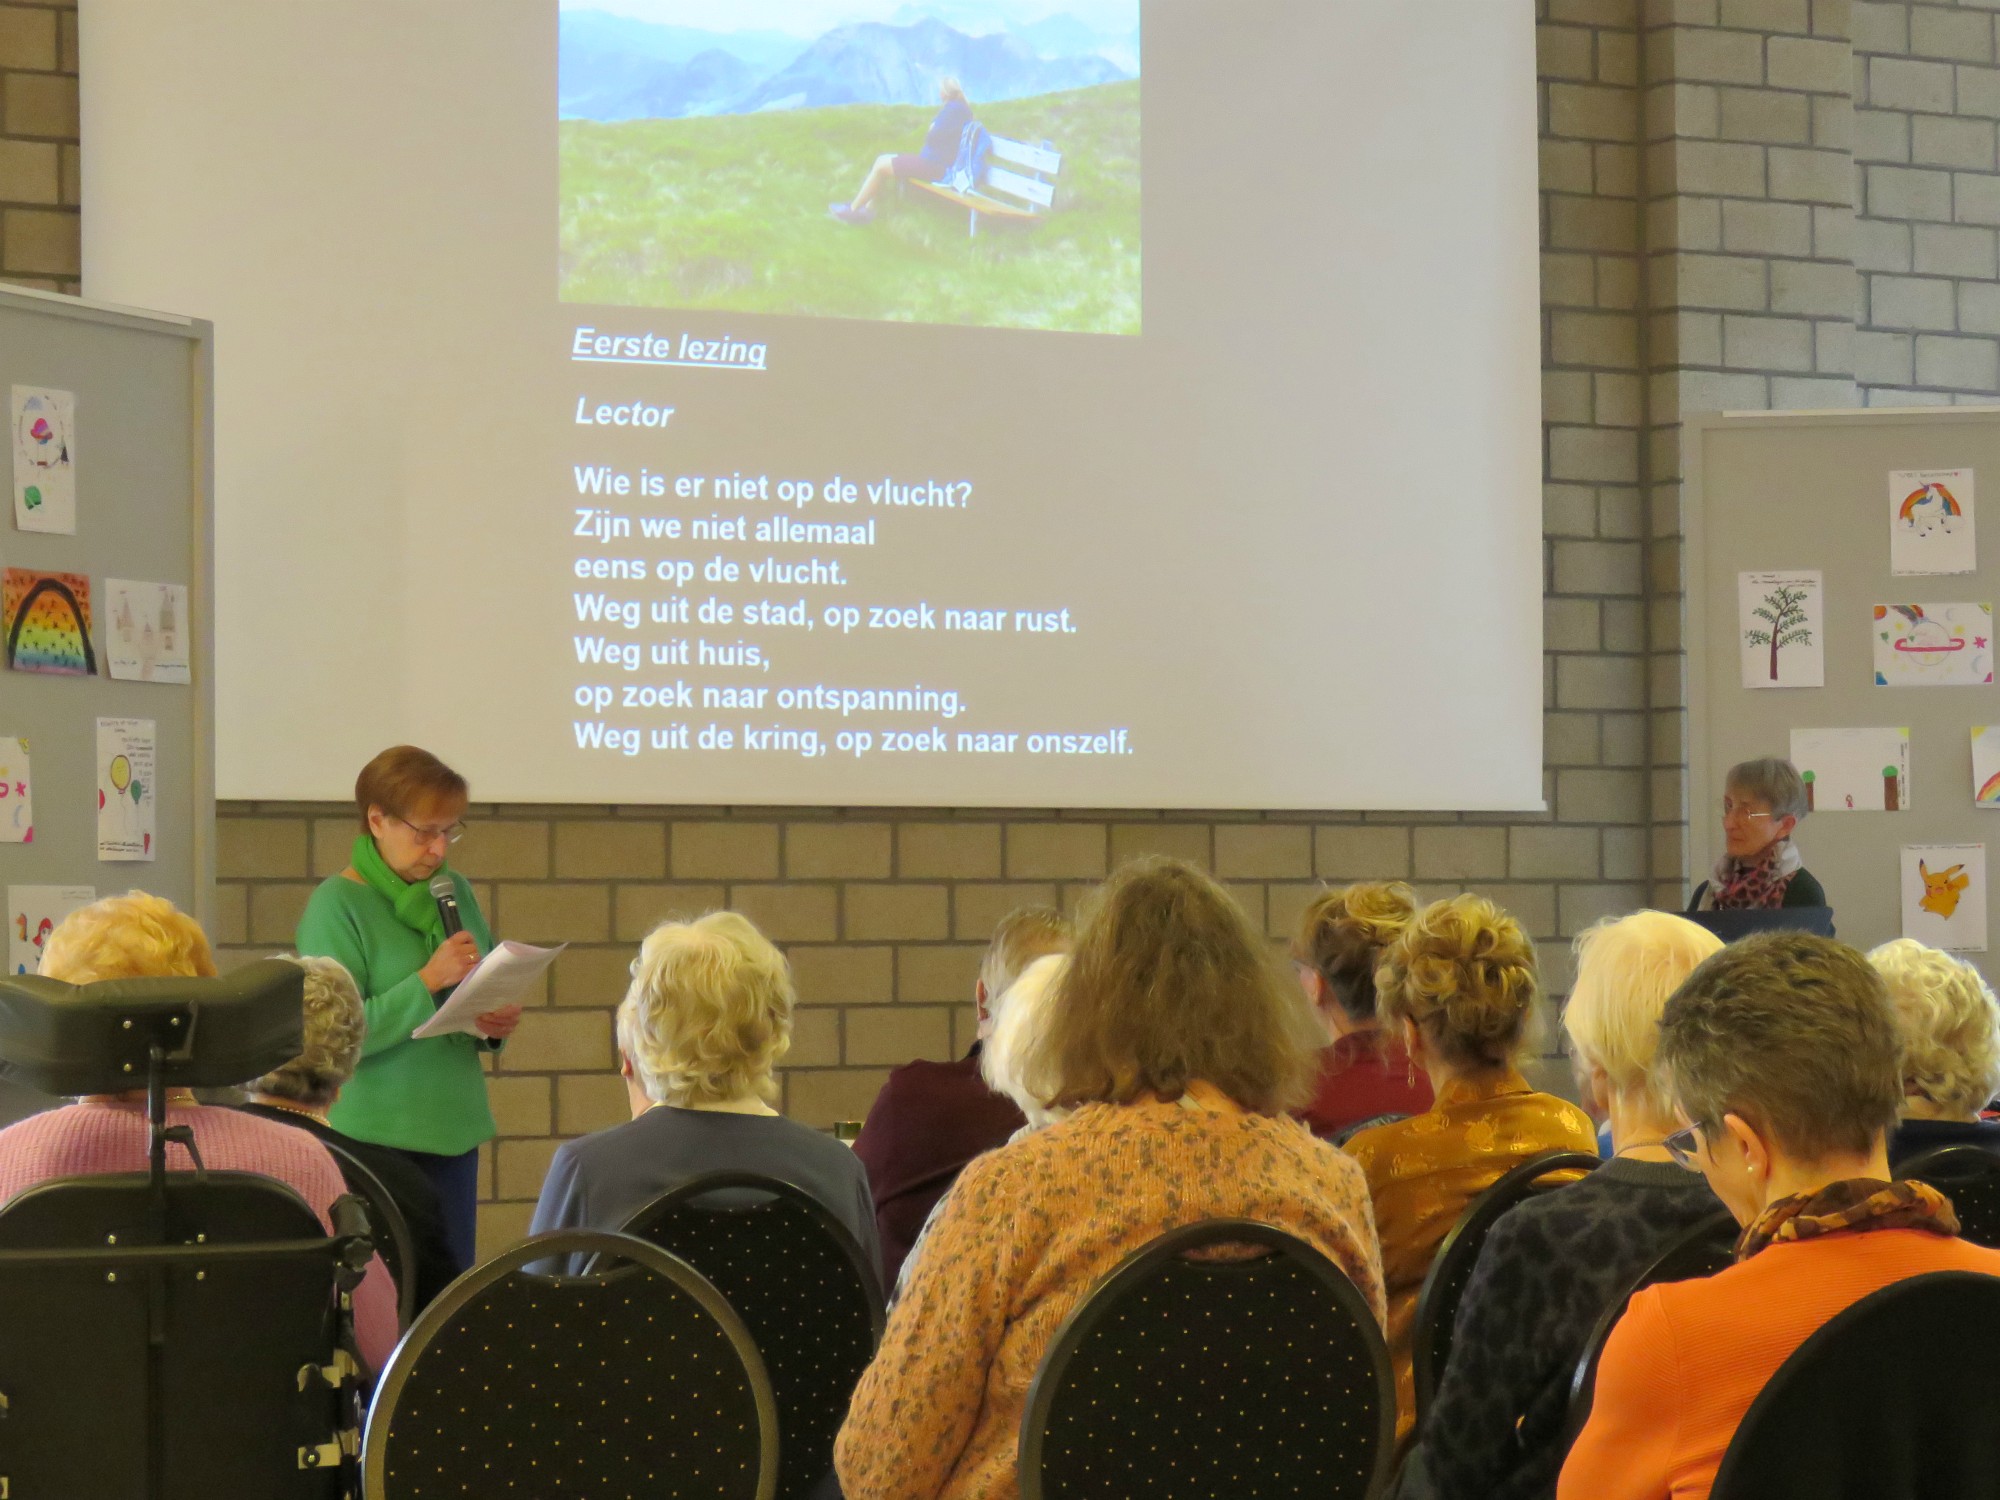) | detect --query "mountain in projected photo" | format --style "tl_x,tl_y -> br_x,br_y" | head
560,7 -> 1137,122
